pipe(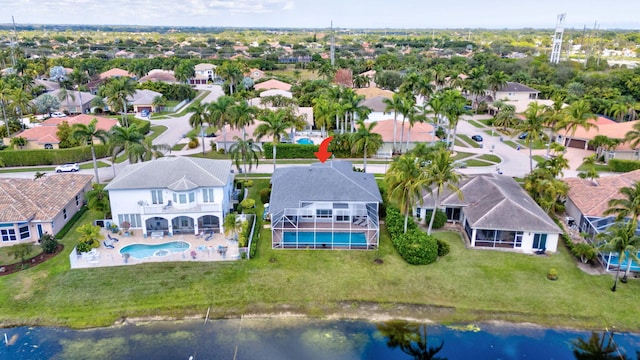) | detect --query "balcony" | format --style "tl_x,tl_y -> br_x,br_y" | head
142,203 -> 222,215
